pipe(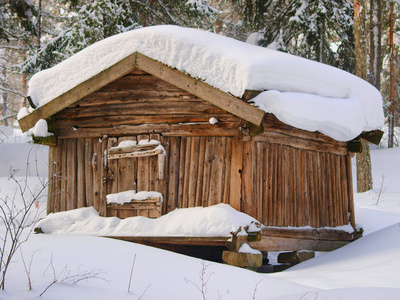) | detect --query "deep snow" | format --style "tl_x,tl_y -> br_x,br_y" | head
1,128 -> 400,299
